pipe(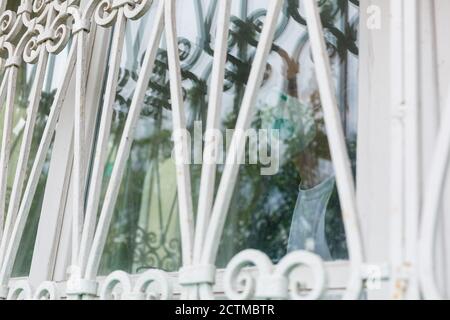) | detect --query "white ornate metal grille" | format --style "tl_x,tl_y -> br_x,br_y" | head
0,0 -> 444,301
0,0 -> 365,300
